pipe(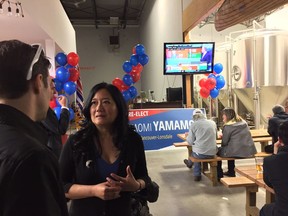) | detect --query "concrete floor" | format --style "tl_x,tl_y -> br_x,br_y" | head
145,147 -> 266,216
